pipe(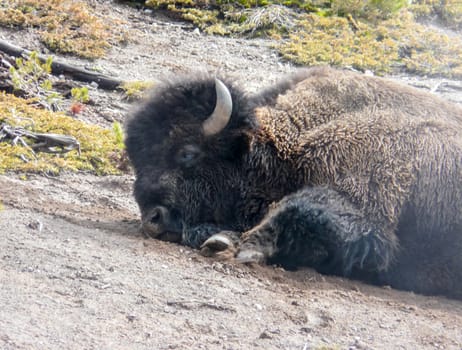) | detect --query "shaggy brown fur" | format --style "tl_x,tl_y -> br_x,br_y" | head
255,68 -> 461,246
125,66 -> 462,299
